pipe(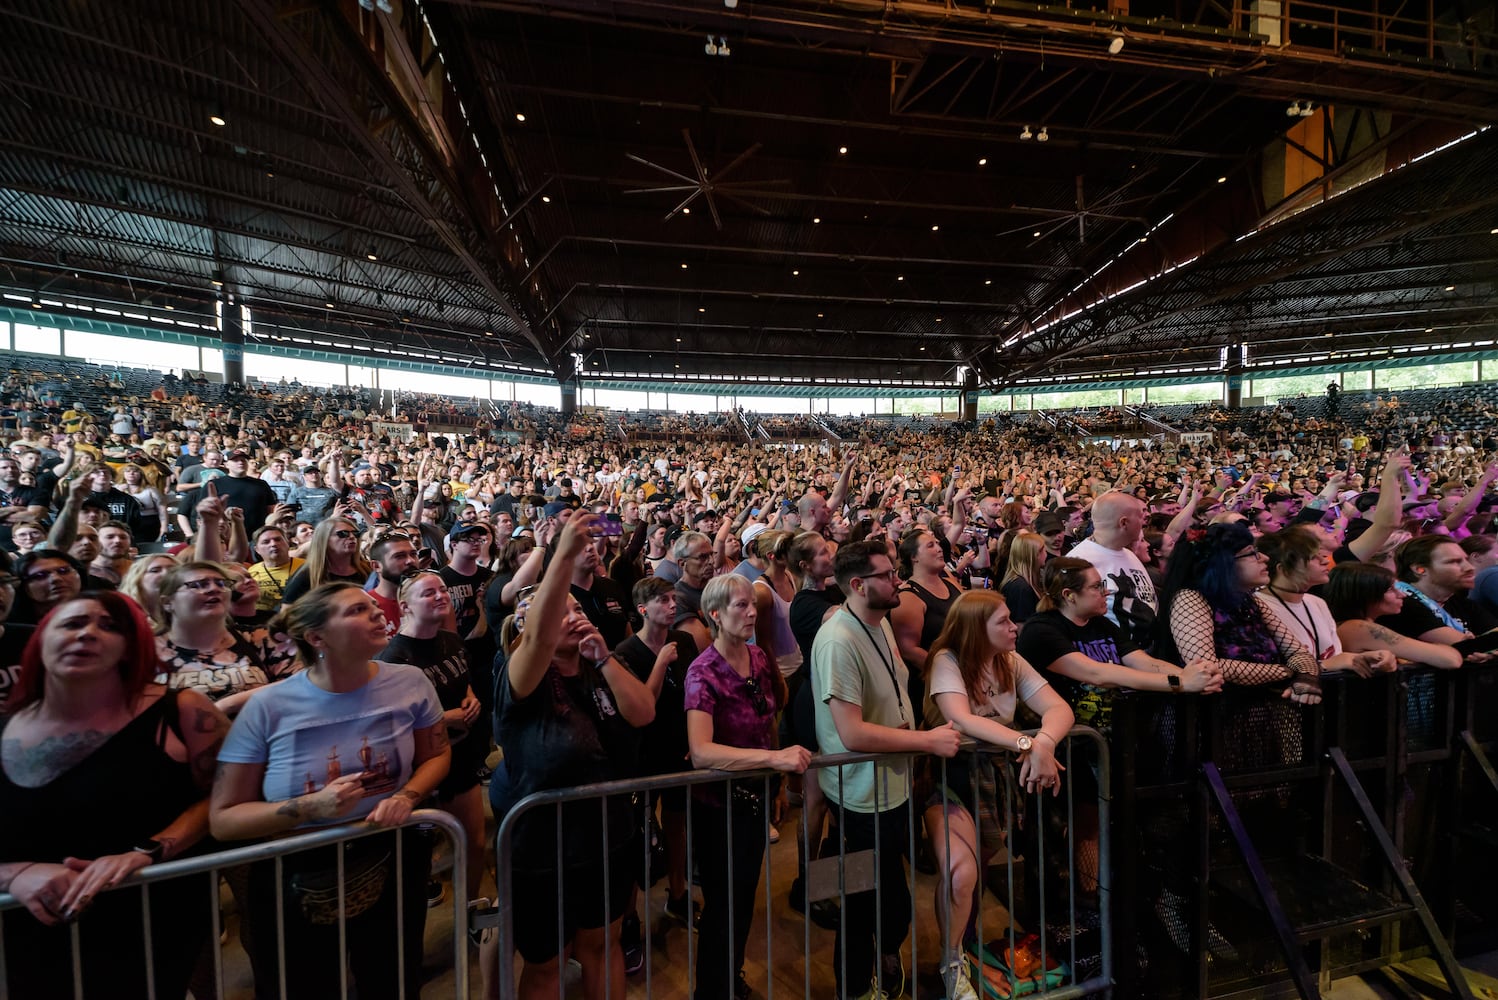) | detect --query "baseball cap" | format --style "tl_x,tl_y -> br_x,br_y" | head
741,522 -> 768,547
351,461 -> 373,471
449,522 -> 492,540
226,450 -> 249,462
542,501 -> 570,518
